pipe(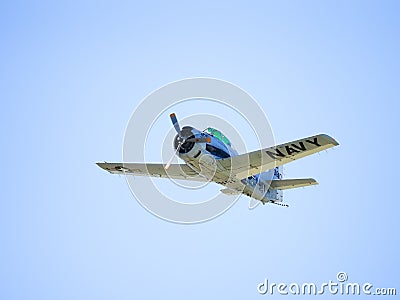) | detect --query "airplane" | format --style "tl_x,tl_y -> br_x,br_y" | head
97,113 -> 339,207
